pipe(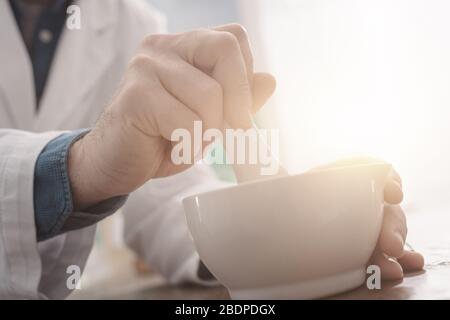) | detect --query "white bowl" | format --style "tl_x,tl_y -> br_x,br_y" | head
183,163 -> 392,299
